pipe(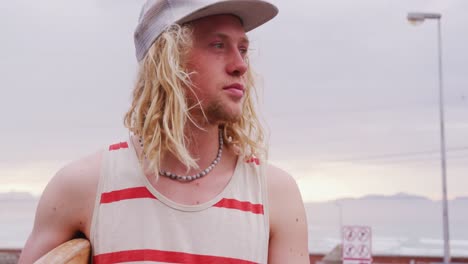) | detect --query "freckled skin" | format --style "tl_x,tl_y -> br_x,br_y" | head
267,165 -> 309,263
